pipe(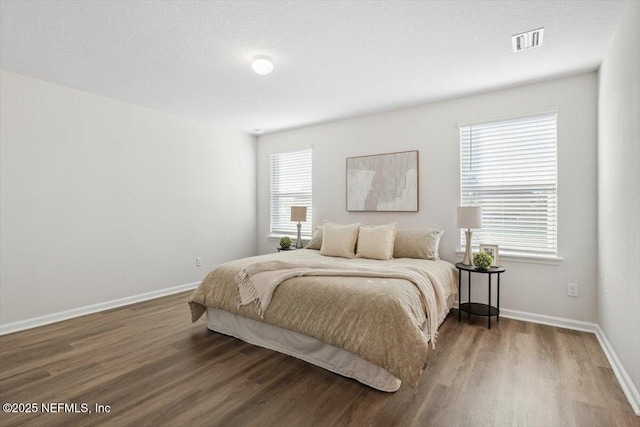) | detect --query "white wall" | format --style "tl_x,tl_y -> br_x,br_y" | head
598,1 -> 640,400
258,73 -> 598,322
0,70 -> 257,325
